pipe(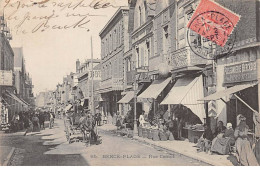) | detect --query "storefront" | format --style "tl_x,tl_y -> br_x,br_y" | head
200,47 -> 259,131
137,76 -> 173,124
